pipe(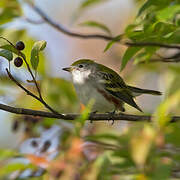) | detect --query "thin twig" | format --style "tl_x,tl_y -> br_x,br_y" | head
152,51 -> 180,62
29,4 -> 113,41
125,42 -> 180,50
85,139 -> 122,150
21,54 -> 43,100
150,58 -> 180,63
0,37 -> 58,114
6,68 -> 60,115
22,16 -> 45,24
139,58 -> 180,64
0,102 -> 179,122
17,39 -> 56,114
0,36 -> 43,100
17,43 -> 58,114
28,4 -> 180,50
